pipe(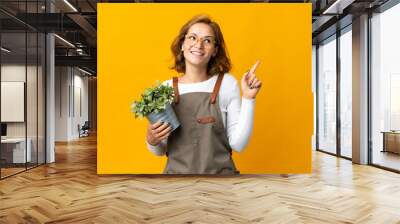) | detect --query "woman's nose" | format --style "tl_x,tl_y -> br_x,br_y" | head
194,39 -> 204,48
